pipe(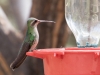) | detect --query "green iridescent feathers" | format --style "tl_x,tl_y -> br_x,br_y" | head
24,21 -> 36,45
